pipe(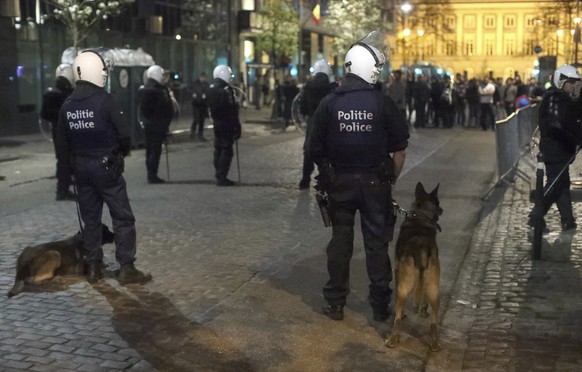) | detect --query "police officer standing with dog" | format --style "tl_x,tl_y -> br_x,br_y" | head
206,65 -> 241,186
56,50 -> 151,285
308,32 -> 409,322
137,65 -> 174,184
41,64 -> 75,201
